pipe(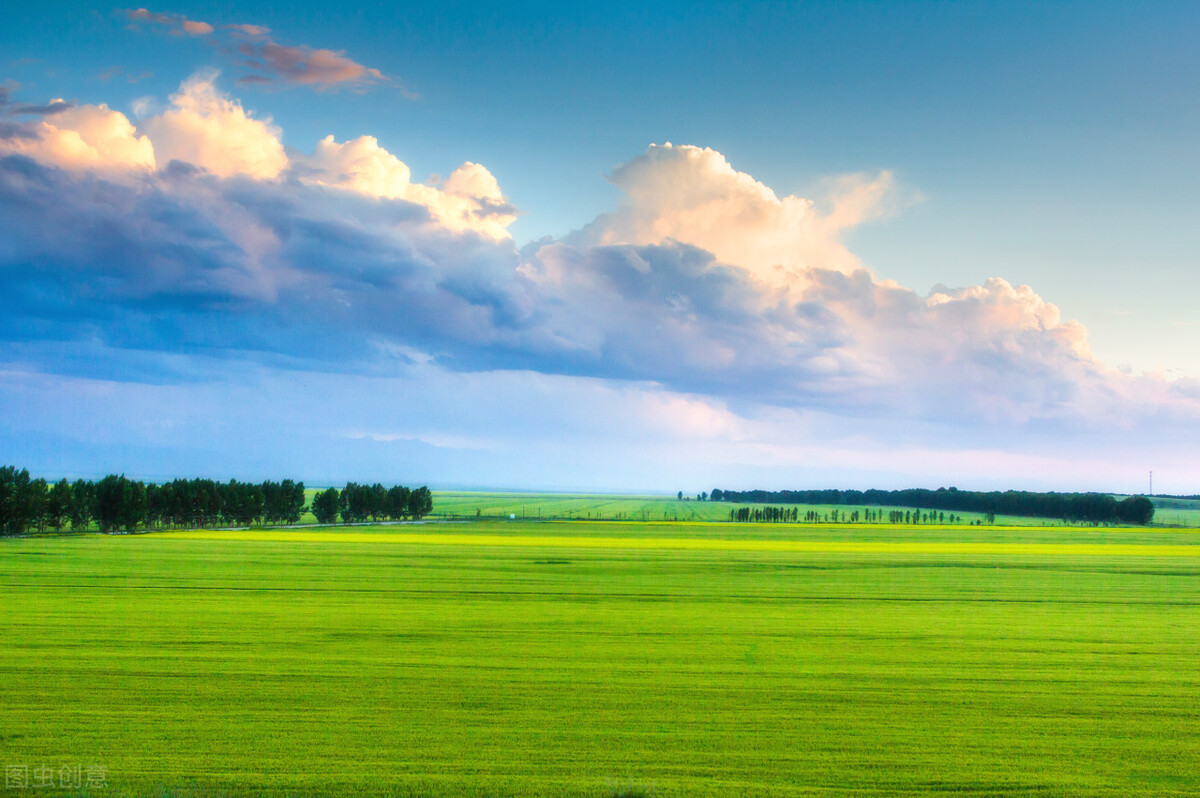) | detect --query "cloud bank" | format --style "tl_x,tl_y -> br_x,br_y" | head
1,74 -> 1196,487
